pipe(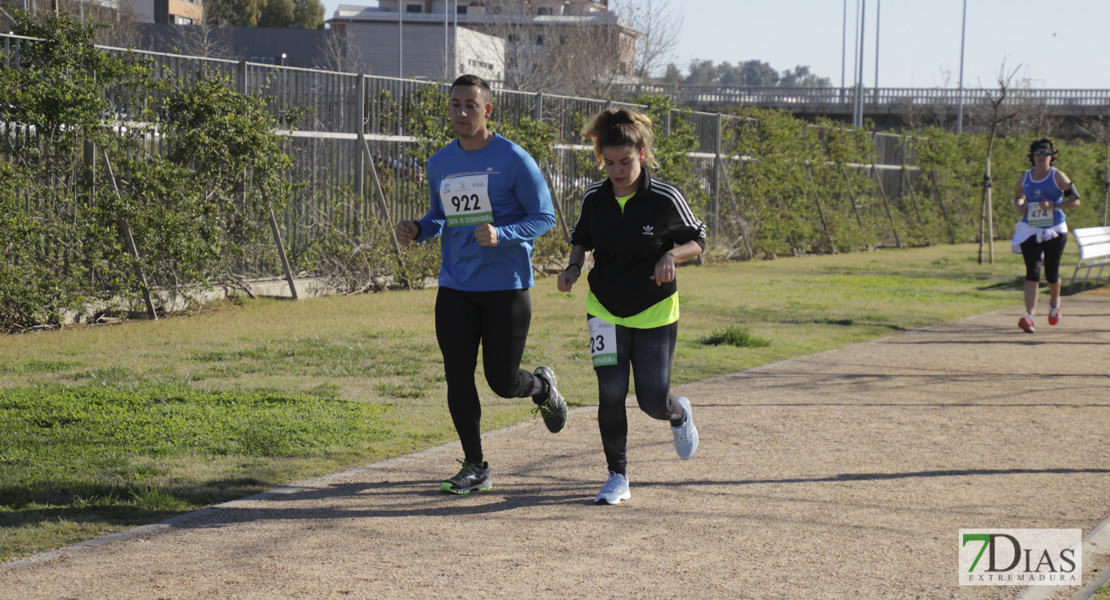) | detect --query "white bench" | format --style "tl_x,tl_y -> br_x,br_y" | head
1069,226 -> 1110,291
